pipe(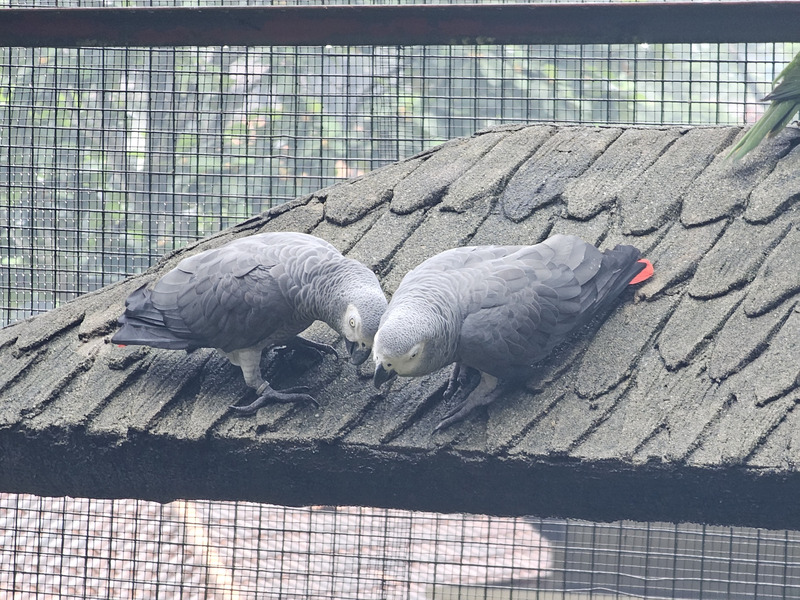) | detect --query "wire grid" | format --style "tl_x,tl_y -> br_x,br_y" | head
3,5 -> 800,600
2,494 -> 800,600
2,39 -> 799,325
